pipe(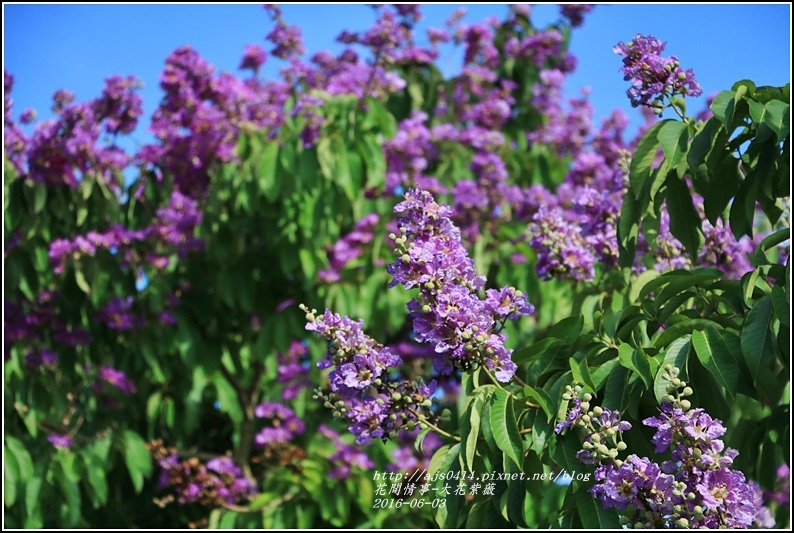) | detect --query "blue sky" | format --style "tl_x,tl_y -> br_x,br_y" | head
4,3 -> 791,147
